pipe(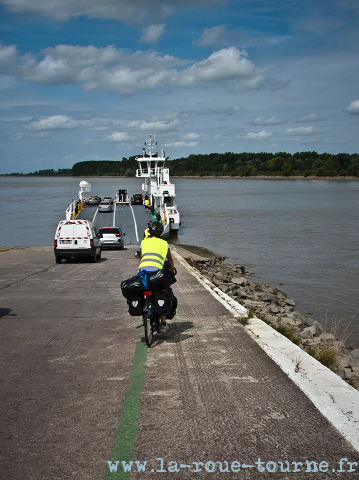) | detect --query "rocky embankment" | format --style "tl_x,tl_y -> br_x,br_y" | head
174,244 -> 359,390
